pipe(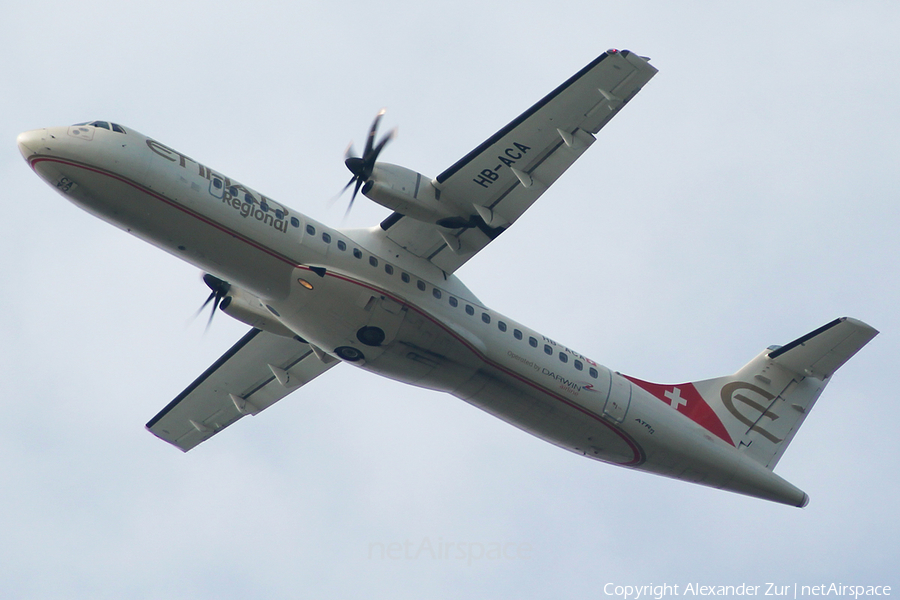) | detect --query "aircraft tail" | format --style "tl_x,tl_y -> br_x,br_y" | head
628,318 -> 878,471
690,317 -> 878,469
